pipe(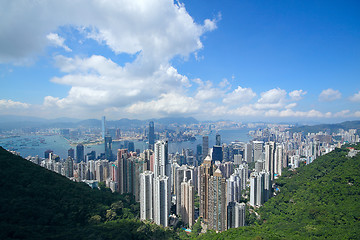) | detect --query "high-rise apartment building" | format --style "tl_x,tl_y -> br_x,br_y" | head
264,141 -> 275,180
253,141 -> 264,162
153,175 -> 170,227
199,155 -> 213,222
244,143 -> 253,162
226,173 -> 242,206
208,168 -> 226,232
154,140 -> 169,178
176,165 -> 193,216
181,179 -> 195,227
140,171 -> 154,221
227,202 -> 245,229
